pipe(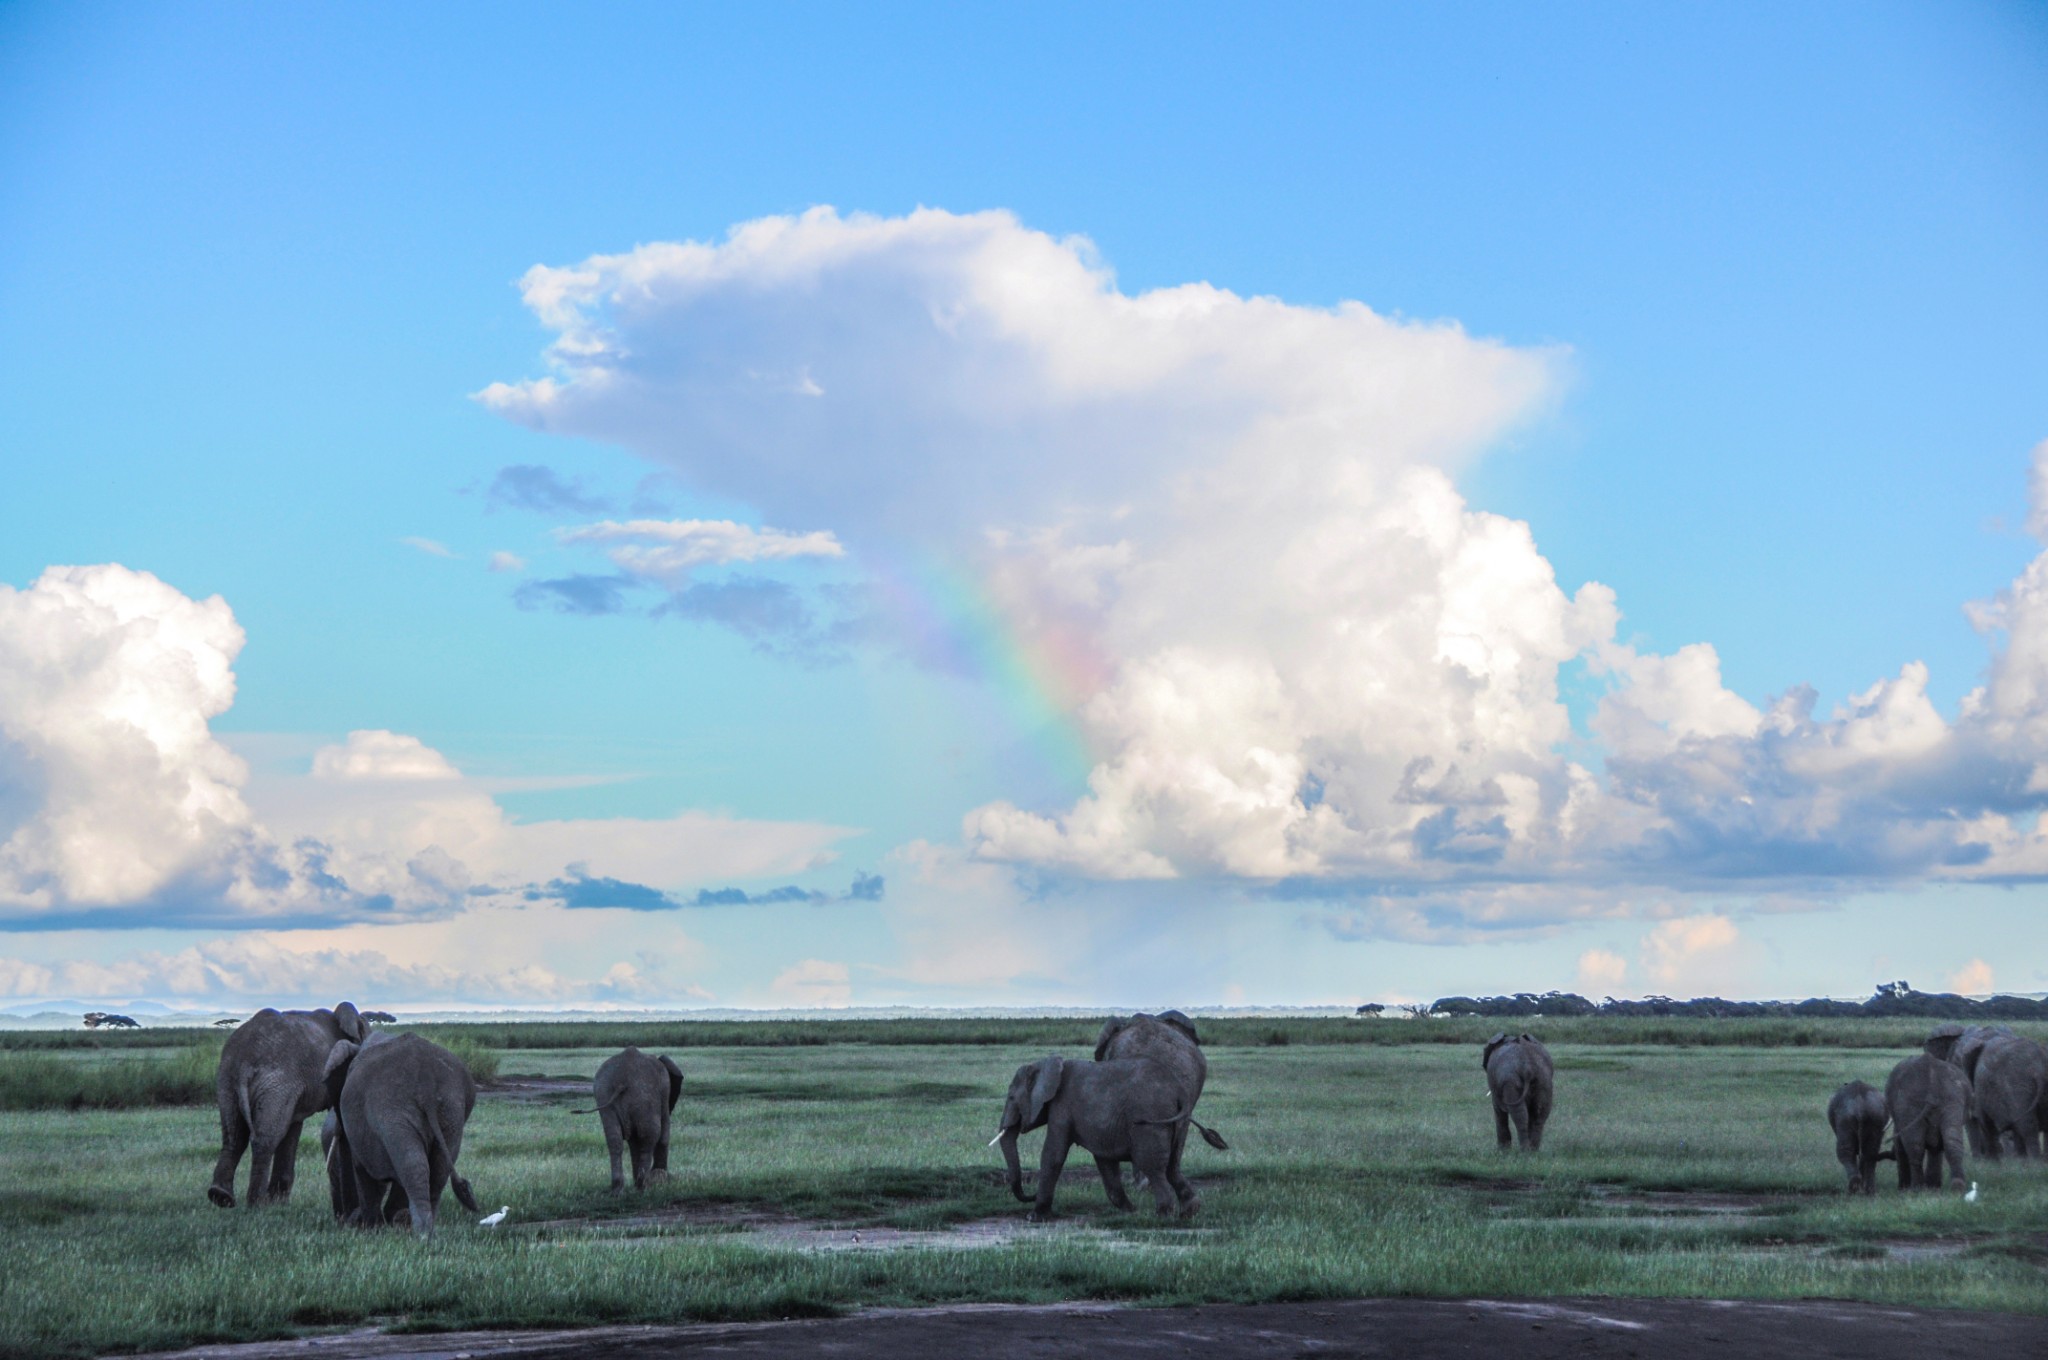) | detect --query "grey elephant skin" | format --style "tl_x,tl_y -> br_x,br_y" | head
325,1033 -> 481,1237
319,1106 -> 409,1225
208,1001 -> 368,1208
1092,1010 -> 1227,1211
1924,1024 -> 2014,1155
995,1054 -> 1200,1219
1826,1080 -> 1888,1194
1884,1053 -> 1970,1190
1970,1033 -> 2048,1159
1483,1033 -> 1554,1151
582,1047 -> 684,1191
